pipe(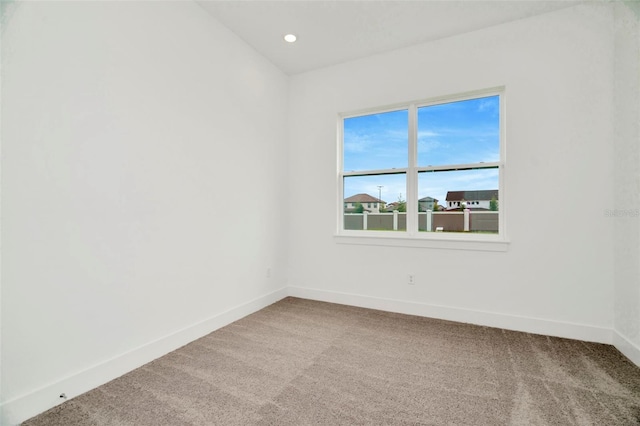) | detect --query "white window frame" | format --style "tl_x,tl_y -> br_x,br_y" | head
335,87 -> 508,251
